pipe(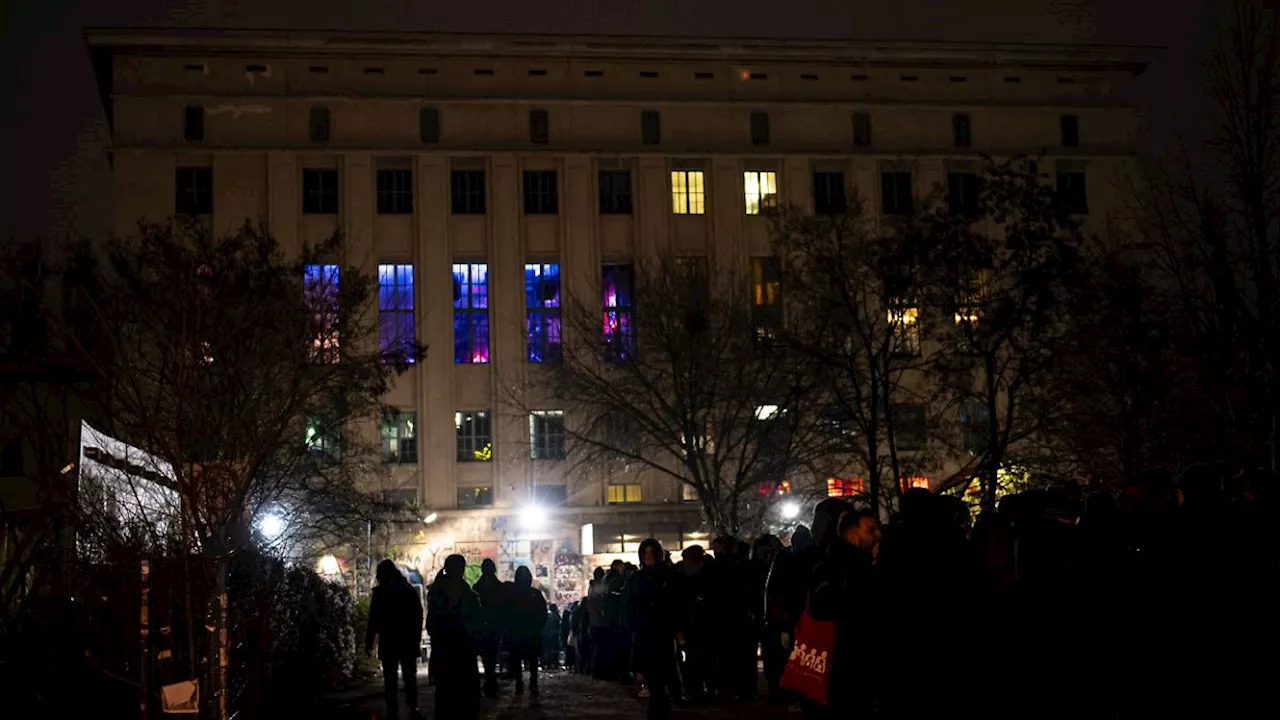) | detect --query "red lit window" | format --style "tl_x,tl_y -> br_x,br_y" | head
757,479 -> 793,496
900,476 -> 930,492
826,478 -> 864,497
